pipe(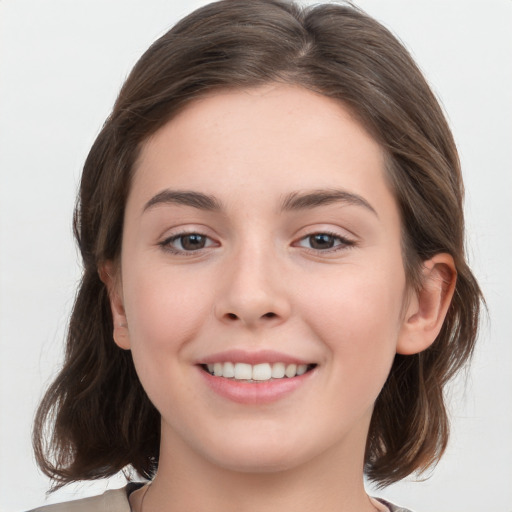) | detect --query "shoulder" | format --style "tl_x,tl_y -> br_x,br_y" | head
27,486 -> 132,512
373,497 -> 416,512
